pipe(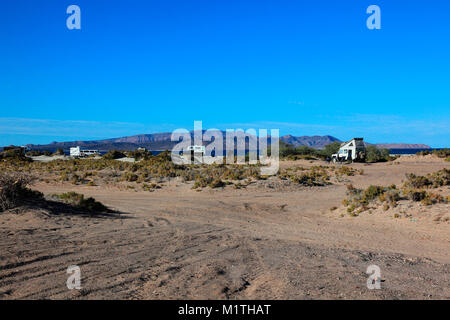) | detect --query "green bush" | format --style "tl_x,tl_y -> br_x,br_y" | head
1,147 -> 32,162
362,185 -> 385,201
103,150 -> 126,160
279,142 -> 324,160
127,149 -> 152,160
53,192 -> 108,213
320,142 -> 341,158
365,146 -> 391,163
